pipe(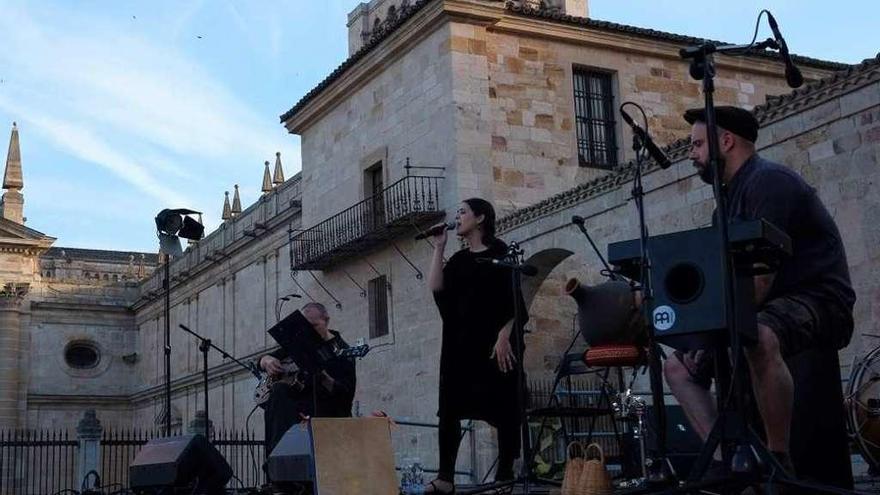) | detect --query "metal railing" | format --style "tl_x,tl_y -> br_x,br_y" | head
0,429 -> 78,495
291,175 -> 444,270
0,428 -> 264,493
